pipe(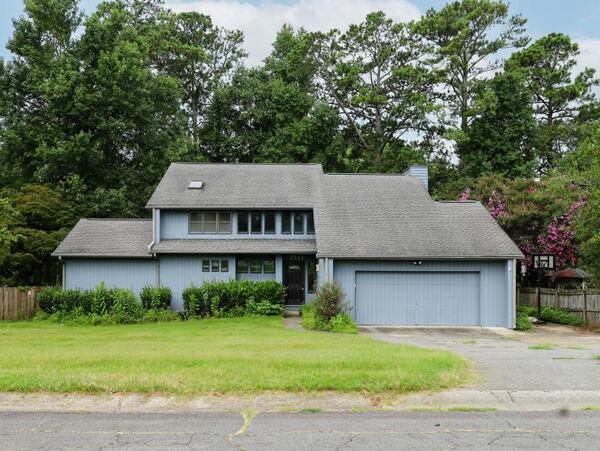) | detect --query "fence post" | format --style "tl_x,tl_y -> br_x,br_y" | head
583,289 -> 588,325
